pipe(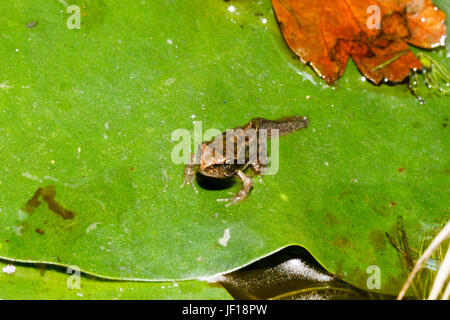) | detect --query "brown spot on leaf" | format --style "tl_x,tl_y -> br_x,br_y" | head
334,260 -> 346,280
333,237 -> 353,249
397,167 -> 405,173
35,228 -> 45,235
373,206 -> 389,217
23,188 -> 43,214
38,263 -> 46,276
23,186 -> 75,220
369,230 -> 387,251
324,212 -> 340,225
338,190 -> 353,200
